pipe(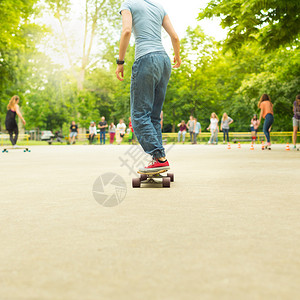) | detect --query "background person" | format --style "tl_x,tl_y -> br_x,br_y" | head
207,112 -> 219,145
194,117 -> 201,144
128,116 -> 136,144
109,122 -> 116,144
250,114 -> 259,143
187,115 -> 195,144
220,113 -> 233,143
116,119 -> 126,145
5,95 -> 26,147
177,120 -> 187,143
293,94 -> 300,149
116,0 -> 181,172
88,121 -> 97,144
98,116 -> 108,145
69,121 -> 78,144
258,94 -> 274,149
